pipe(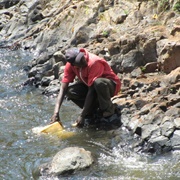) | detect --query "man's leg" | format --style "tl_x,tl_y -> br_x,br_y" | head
66,82 -> 88,108
94,78 -> 116,117
66,82 -> 99,122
